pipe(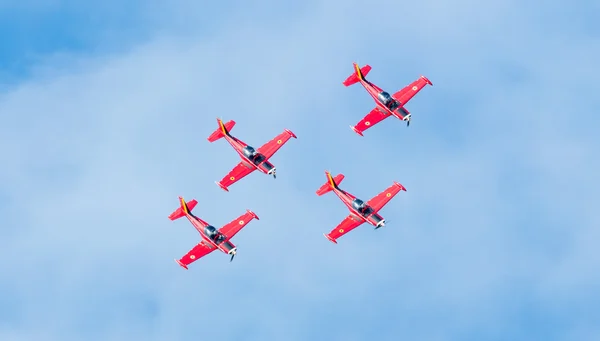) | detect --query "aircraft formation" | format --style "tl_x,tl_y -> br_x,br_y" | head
168,62 -> 433,269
